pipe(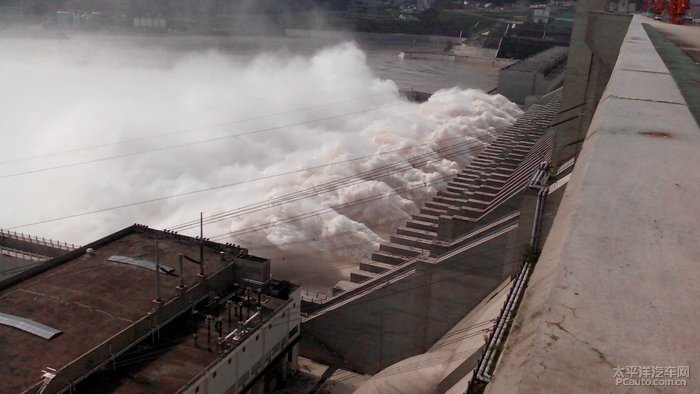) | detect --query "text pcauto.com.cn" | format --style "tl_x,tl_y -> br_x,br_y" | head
613,366 -> 689,387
